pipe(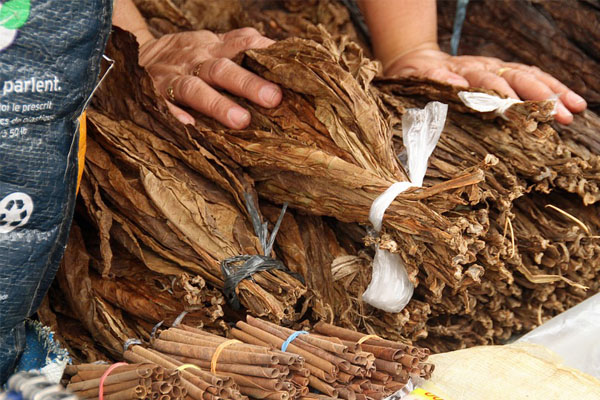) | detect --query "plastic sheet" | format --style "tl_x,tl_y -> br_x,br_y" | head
519,292 -> 600,378
362,102 -> 447,312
